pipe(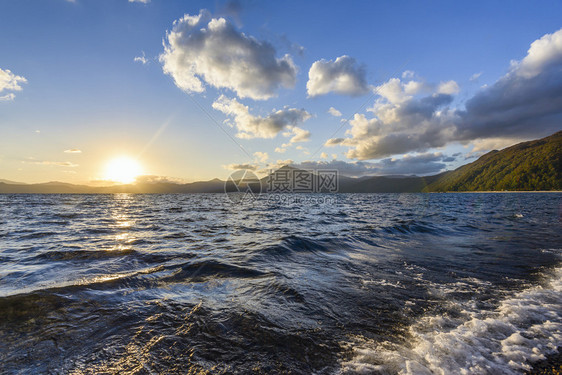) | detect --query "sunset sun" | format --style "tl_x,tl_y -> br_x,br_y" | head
103,156 -> 143,184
